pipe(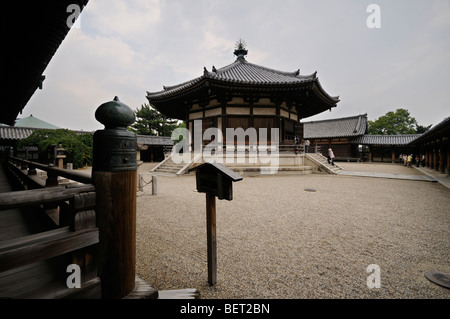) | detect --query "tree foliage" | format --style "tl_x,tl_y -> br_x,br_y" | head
130,103 -> 179,136
17,129 -> 93,169
368,108 -> 430,135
